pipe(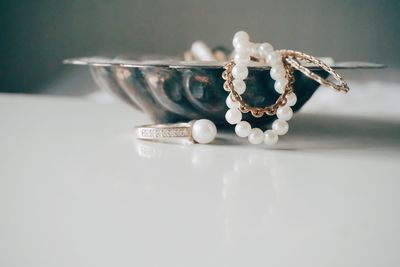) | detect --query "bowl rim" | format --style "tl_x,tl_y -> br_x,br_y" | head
63,57 -> 386,70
